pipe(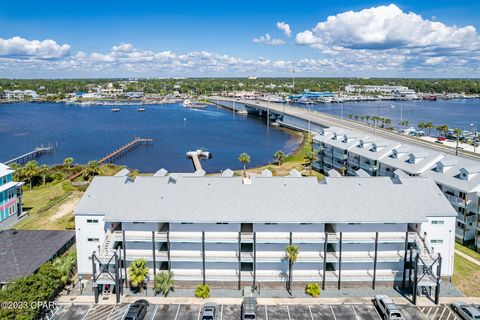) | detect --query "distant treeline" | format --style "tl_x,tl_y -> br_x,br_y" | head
0,78 -> 479,95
